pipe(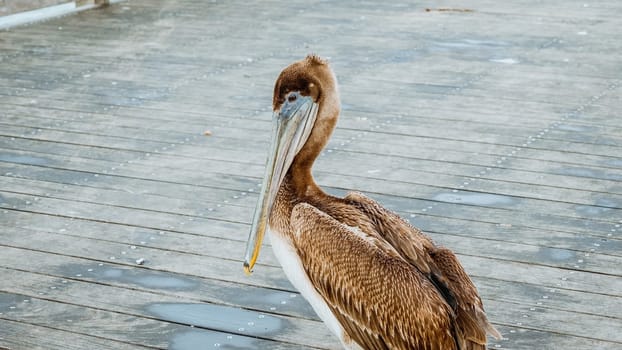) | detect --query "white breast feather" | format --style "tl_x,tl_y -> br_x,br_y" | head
268,228 -> 361,349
